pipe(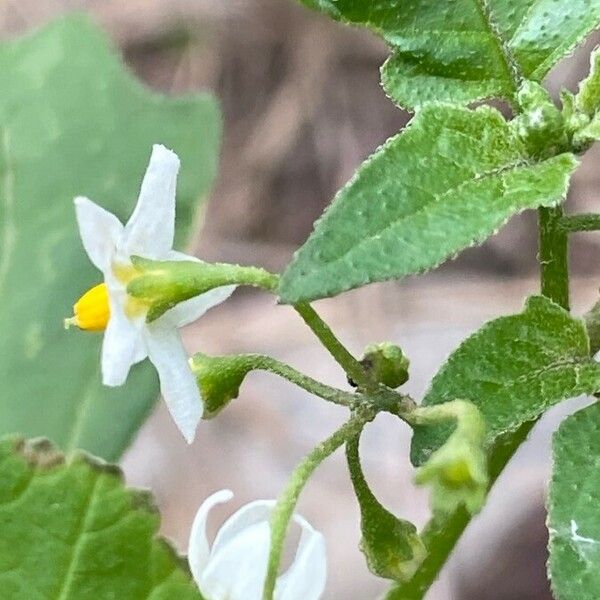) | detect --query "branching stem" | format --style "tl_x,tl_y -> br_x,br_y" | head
262,410 -> 375,600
